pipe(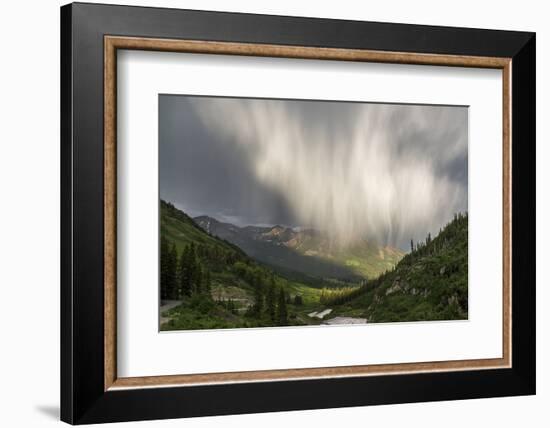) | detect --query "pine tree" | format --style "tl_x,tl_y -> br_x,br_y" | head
277,287 -> 288,326
204,269 -> 212,295
252,282 -> 263,316
179,245 -> 192,297
265,274 -> 276,322
188,242 -> 198,293
166,242 -> 178,299
194,263 -> 203,294
410,239 -> 414,253
160,235 -> 170,299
